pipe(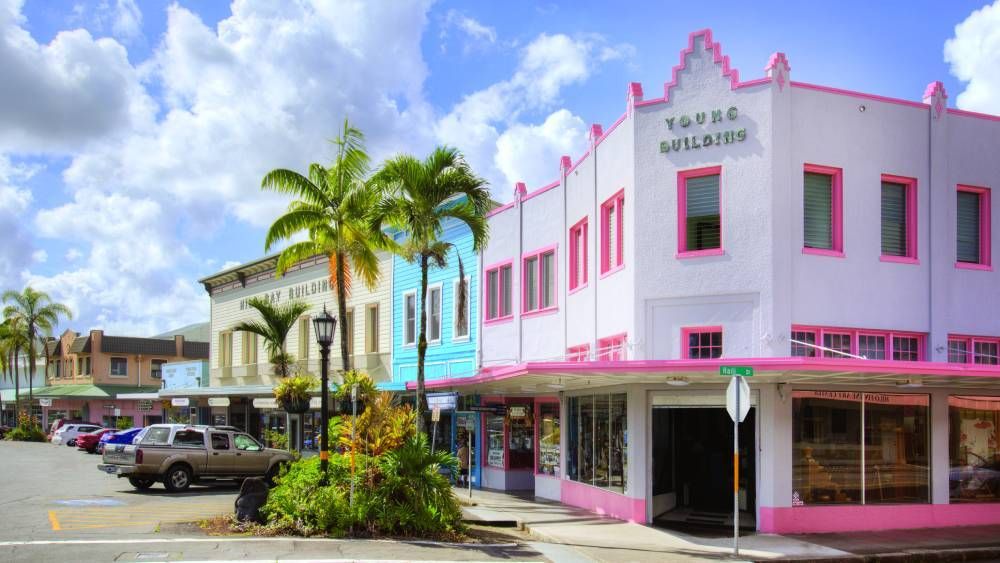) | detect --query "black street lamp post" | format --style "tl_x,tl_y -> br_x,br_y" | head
312,305 -> 337,486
